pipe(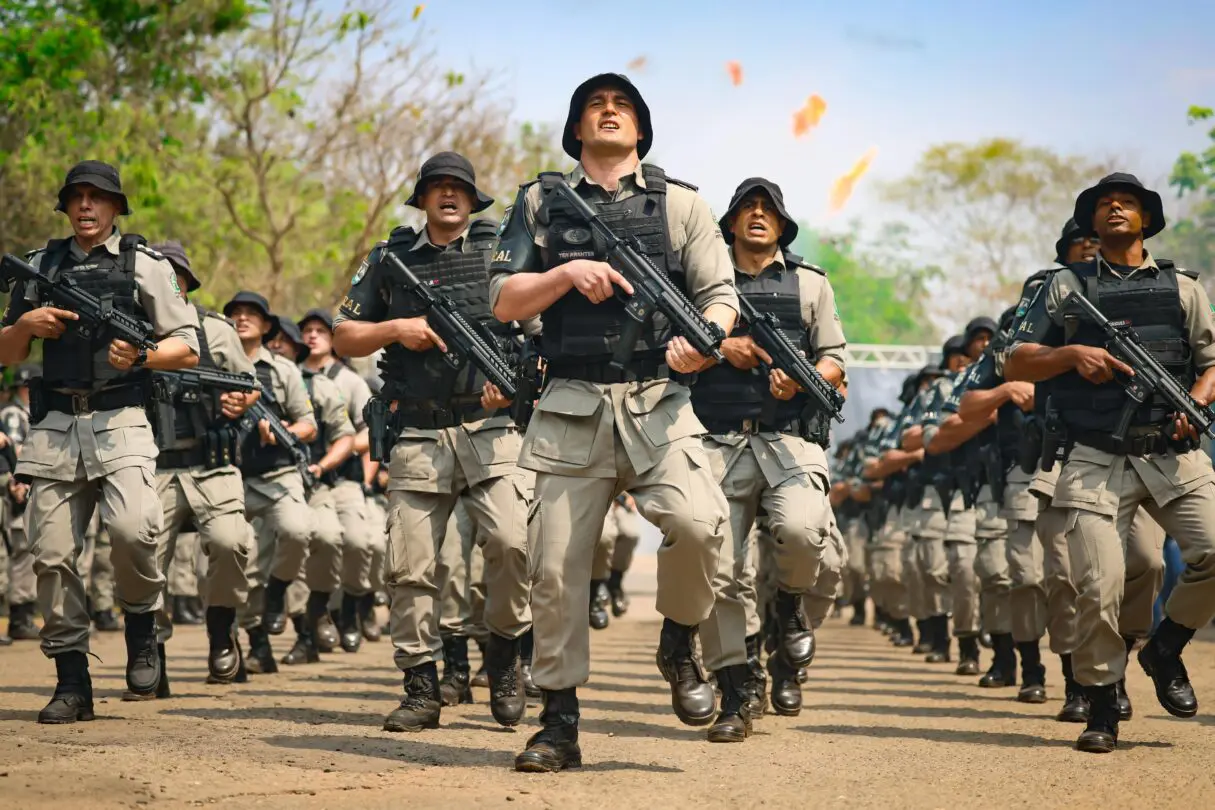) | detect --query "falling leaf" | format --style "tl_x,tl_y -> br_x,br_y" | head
828,148 -> 878,213
626,55 -> 647,71
412,4 -> 424,20
726,61 -> 743,86
792,94 -> 827,138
